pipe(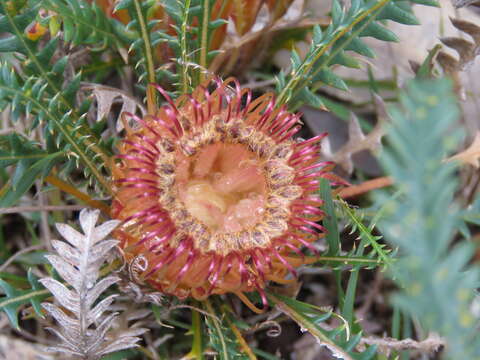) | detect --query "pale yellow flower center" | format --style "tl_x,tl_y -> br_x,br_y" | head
177,143 -> 267,233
